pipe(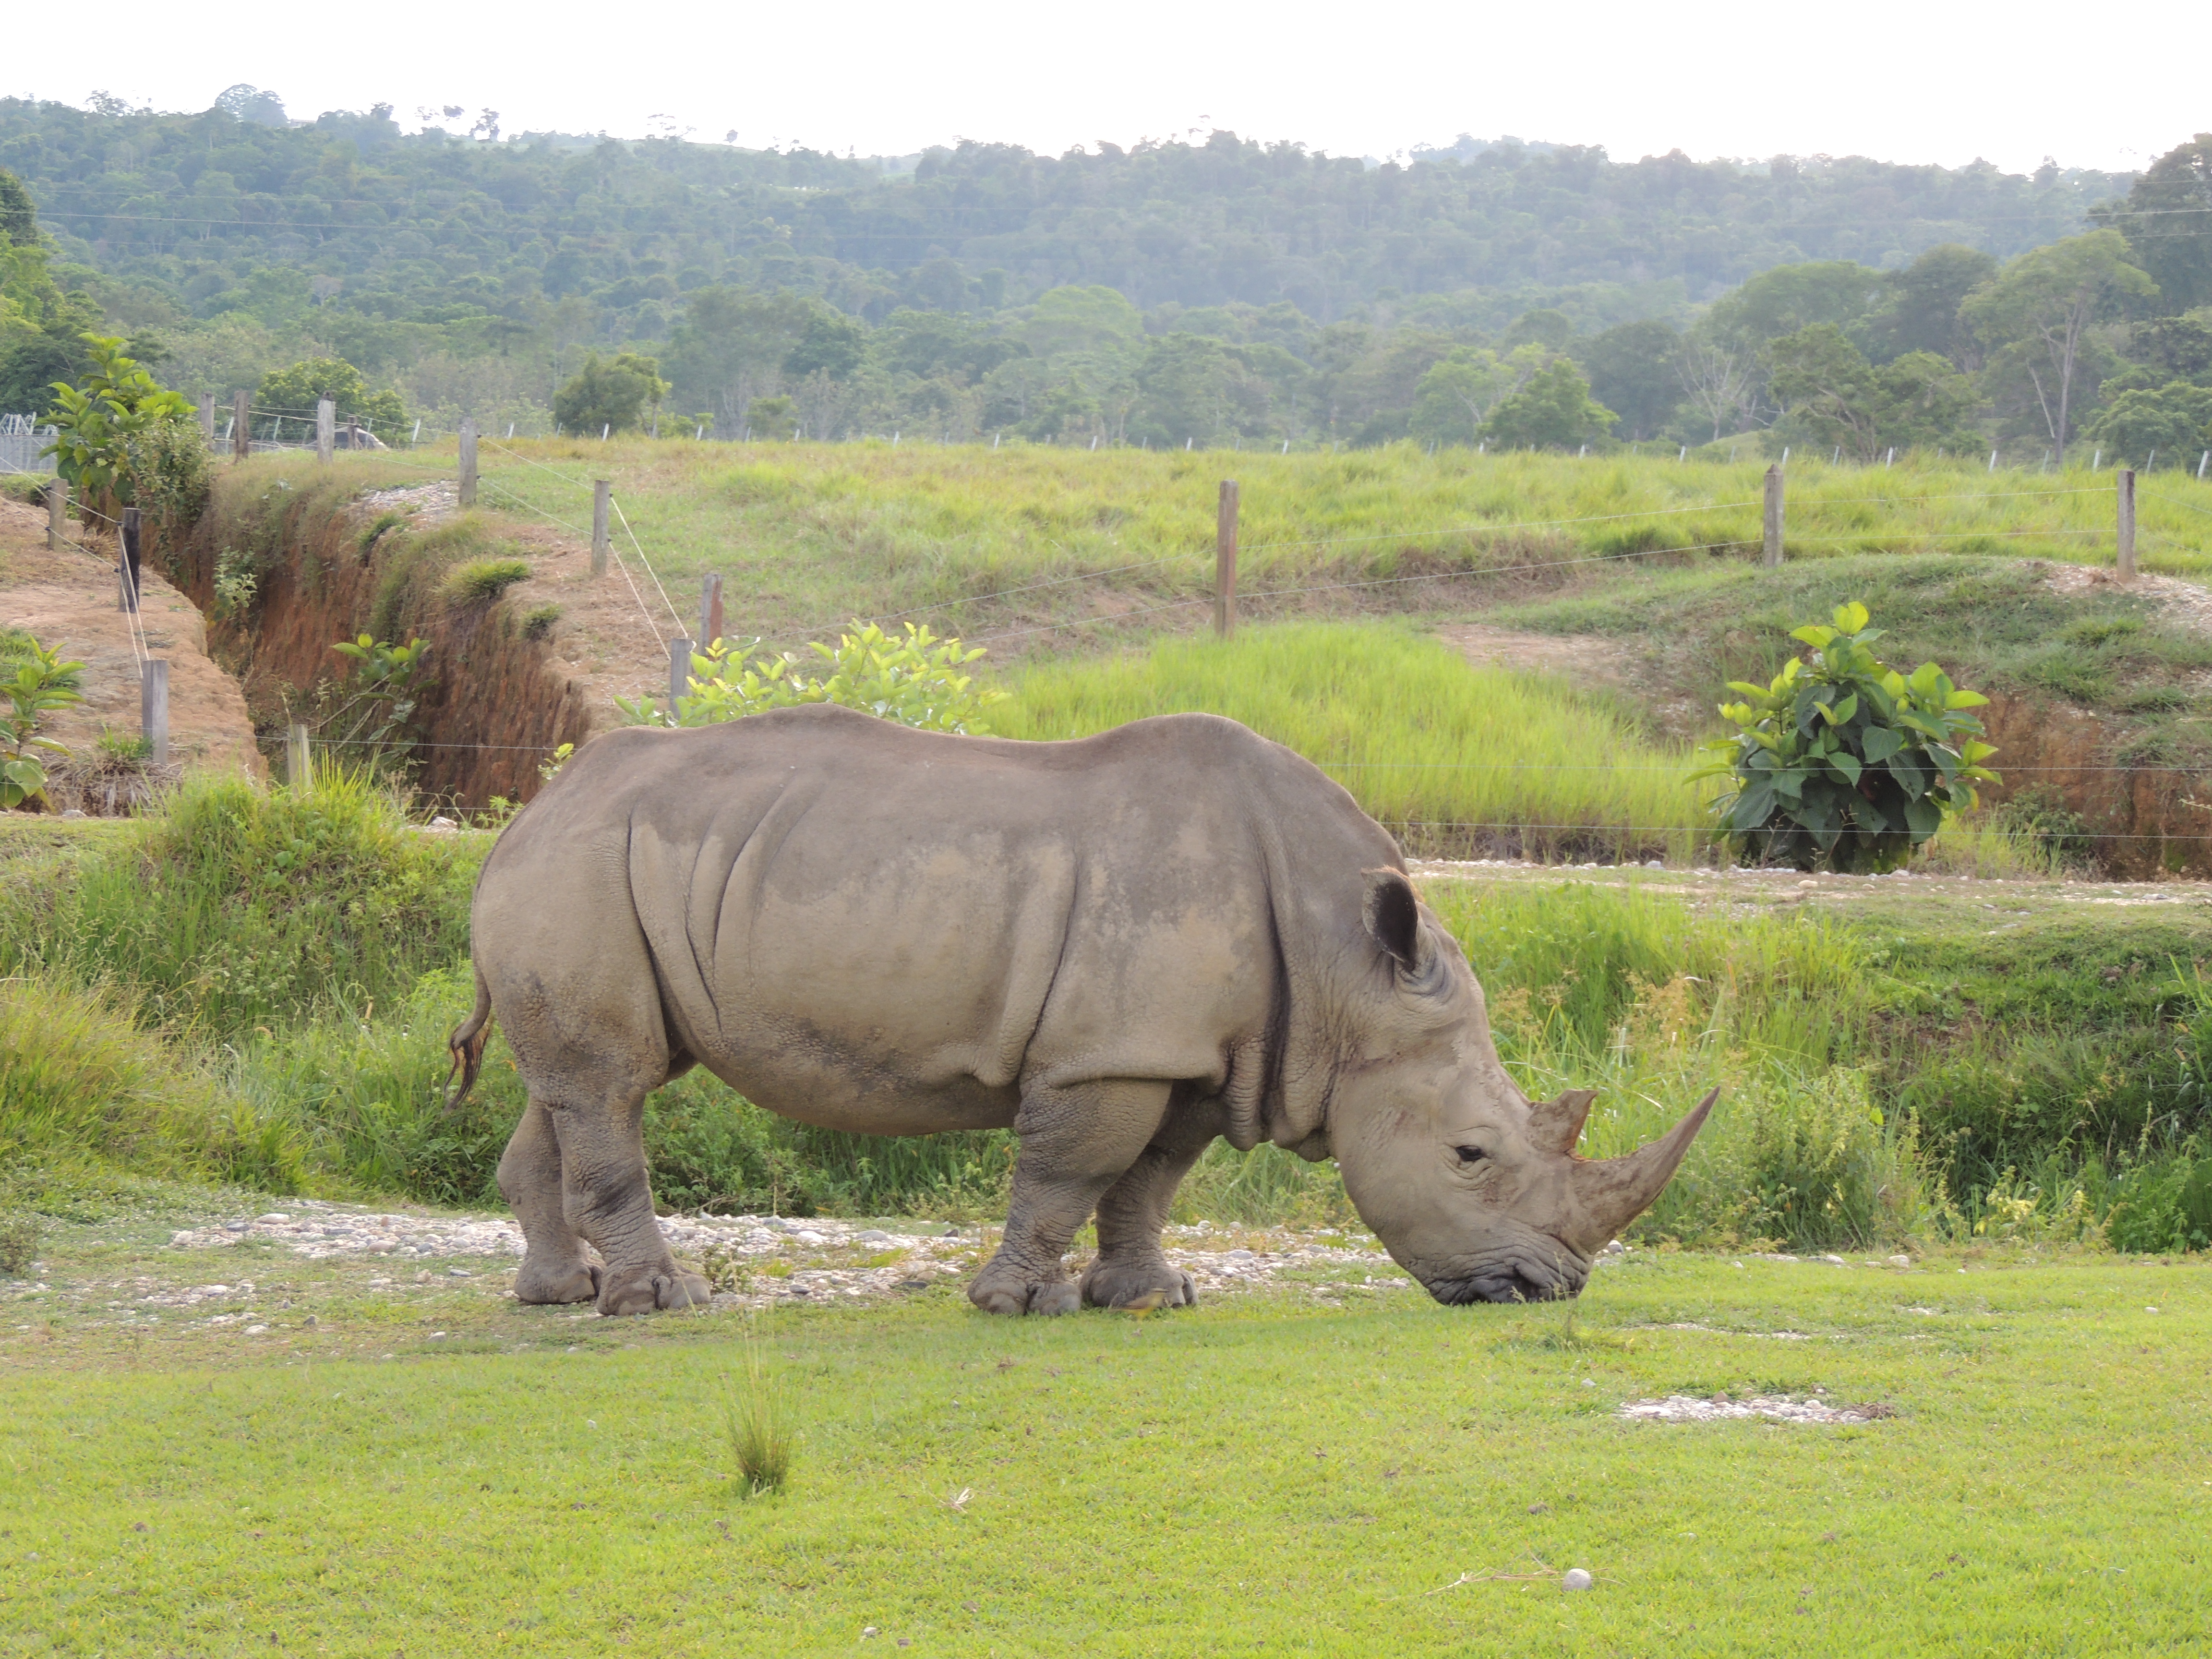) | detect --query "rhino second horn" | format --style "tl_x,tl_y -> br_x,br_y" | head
1527,1088 -> 1597,1155
1561,1087 -> 1719,1255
